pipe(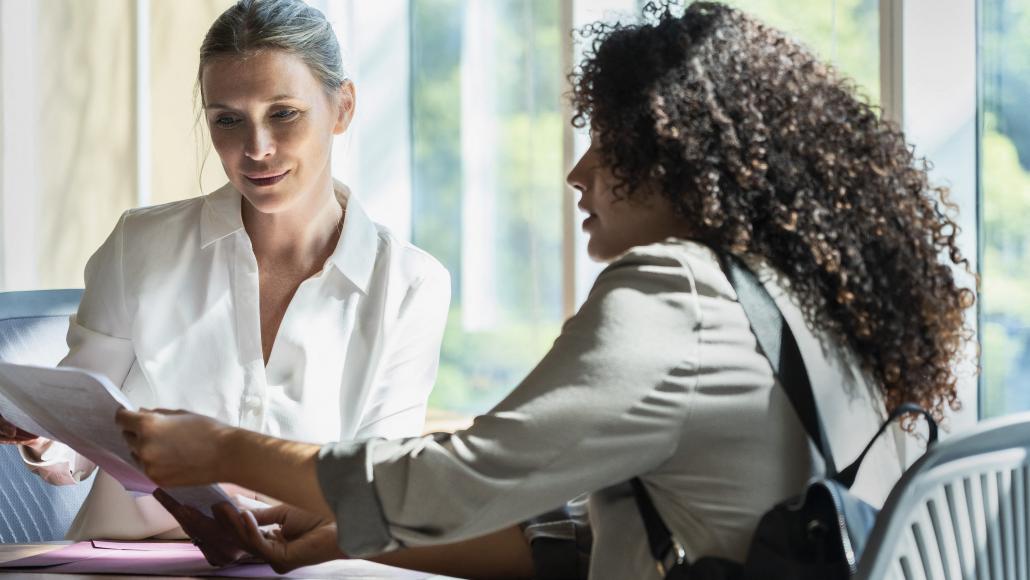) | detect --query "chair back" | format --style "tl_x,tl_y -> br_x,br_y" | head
0,289 -> 96,543
857,412 -> 1030,580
